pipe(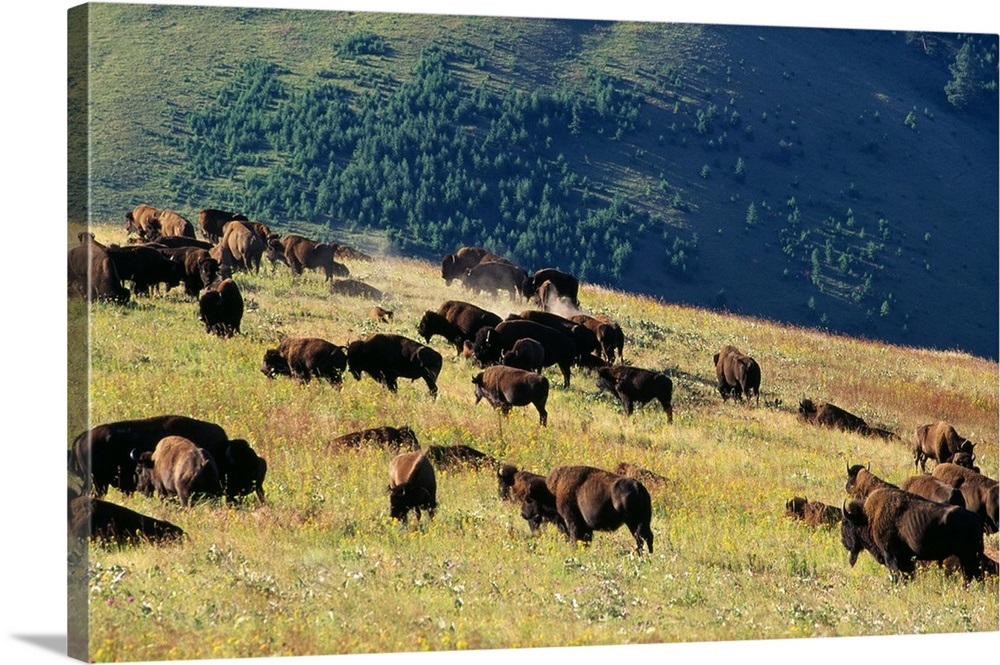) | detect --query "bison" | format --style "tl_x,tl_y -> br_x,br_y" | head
798,399 -> 894,439
440,247 -> 509,285
132,436 -> 222,507
347,334 -> 442,397
570,314 -> 625,364
69,415 -> 229,497
198,208 -> 248,243
106,244 -> 185,296
913,421 -> 976,472
523,465 -> 654,553
931,463 -> 999,534
67,237 -> 130,304
461,260 -> 529,300
217,438 -> 268,504
158,246 -> 218,297
218,220 -> 264,272
900,474 -> 966,508
424,445 -> 499,470
841,487 -> 984,583
509,310 -> 601,363
329,426 -> 419,452
784,496 -> 842,527
472,320 -> 577,388
845,464 -> 898,500
521,268 -> 579,305
500,338 -> 546,373
198,278 -> 243,337
713,345 -> 761,405
267,233 -> 349,281
497,464 -> 566,534
261,337 -> 348,385
68,489 -> 184,546
124,204 -> 159,239
417,301 -> 503,355
388,451 -> 437,522
369,306 -> 393,323
329,279 -> 385,299
596,365 -> 673,421
472,365 -> 550,426
614,462 -> 668,486
153,209 -> 196,239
